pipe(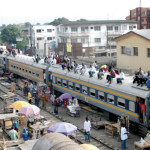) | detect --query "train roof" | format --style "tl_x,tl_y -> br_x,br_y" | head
5,54 -> 47,69
49,65 -> 150,99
